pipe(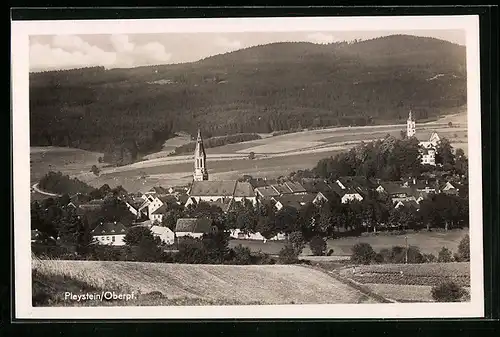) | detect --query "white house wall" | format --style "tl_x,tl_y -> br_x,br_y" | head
93,234 -> 126,246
